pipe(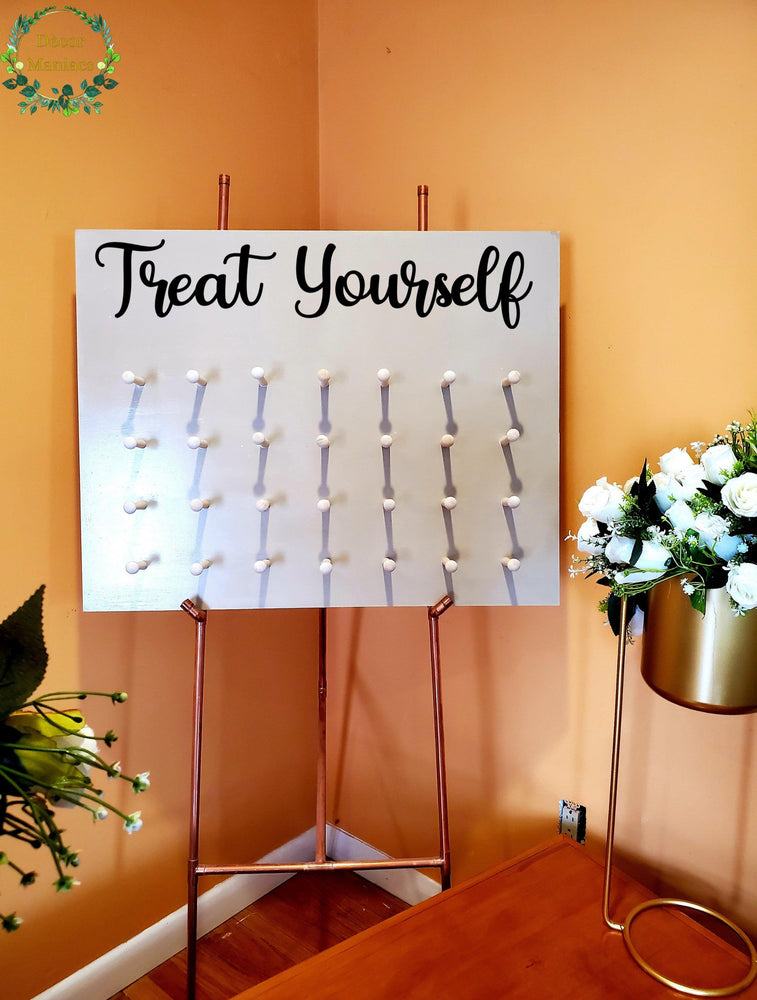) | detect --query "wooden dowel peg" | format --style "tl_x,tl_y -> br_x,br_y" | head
252,431 -> 269,448
316,497 -> 331,513
122,370 -> 145,387
255,497 -> 271,512
502,371 -> 521,387
376,368 -> 391,387
440,434 -> 455,448
380,434 -> 393,449
500,428 -> 521,446
125,559 -> 148,574
382,498 -> 396,512
441,370 -> 457,388
319,558 -> 334,575
190,559 -> 211,577
186,369 -> 207,386
316,434 -> 330,449
317,369 -> 331,387
253,558 -> 272,574
442,557 -> 458,574
502,556 -> 521,572
190,498 -> 211,512
123,500 -> 148,514
187,436 -> 208,450
502,495 -> 521,509
123,436 -> 147,450
382,557 -> 397,573
251,366 -> 268,386
441,496 -> 457,511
